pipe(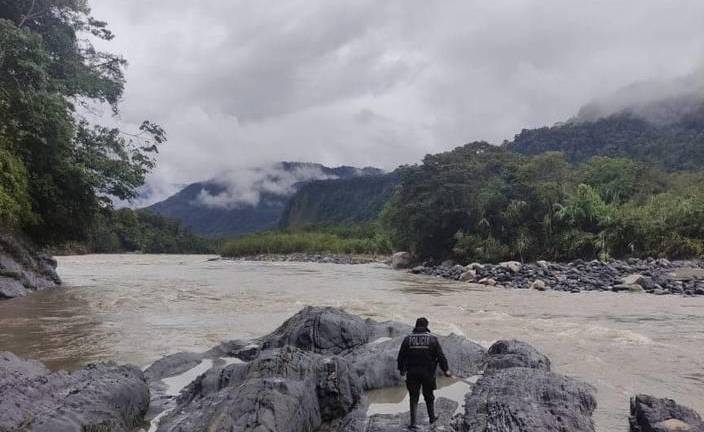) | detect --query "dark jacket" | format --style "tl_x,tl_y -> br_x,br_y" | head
397,326 -> 449,376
